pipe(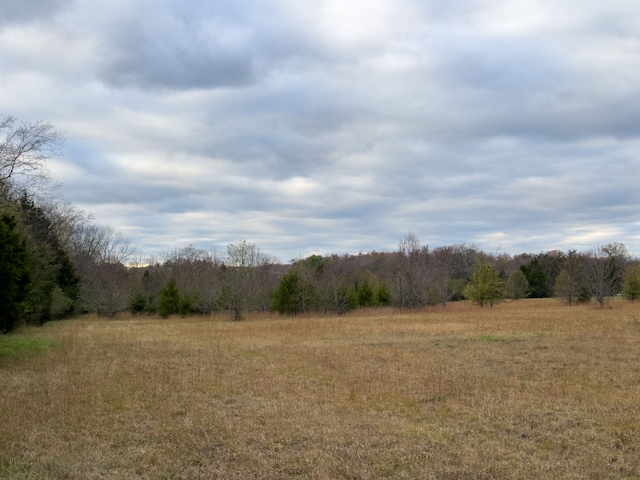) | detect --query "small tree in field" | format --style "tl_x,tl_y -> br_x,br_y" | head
464,256 -> 506,307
